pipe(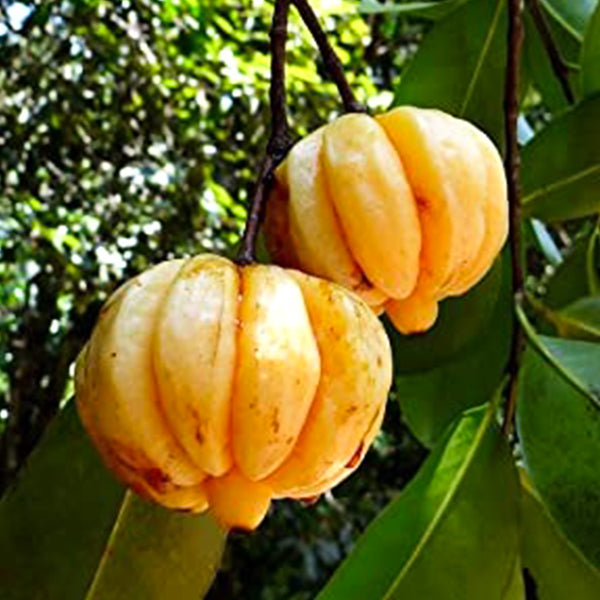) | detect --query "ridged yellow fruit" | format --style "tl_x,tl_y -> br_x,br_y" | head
264,106 -> 508,334
75,255 -> 392,530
